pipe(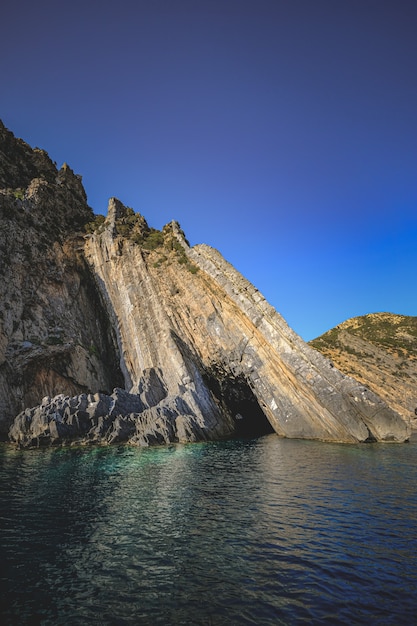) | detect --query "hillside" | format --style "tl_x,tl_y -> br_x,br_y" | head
310,313 -> 417,429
